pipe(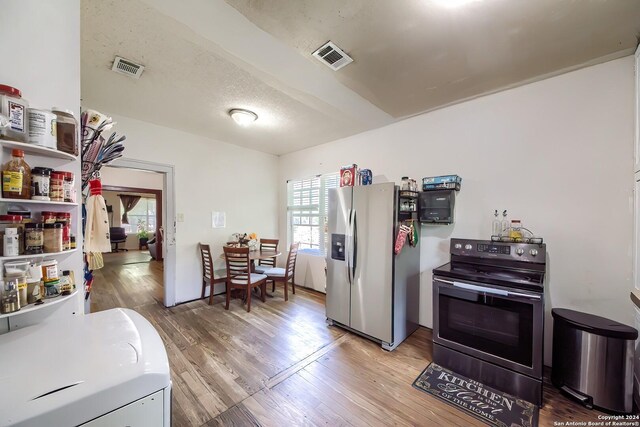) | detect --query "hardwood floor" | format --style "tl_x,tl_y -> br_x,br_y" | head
91,257 -> 609,426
